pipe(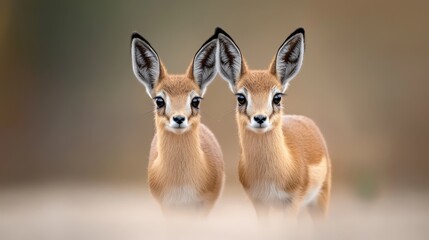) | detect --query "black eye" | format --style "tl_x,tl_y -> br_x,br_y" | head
154,97 -> 165,108
236,94 -> 247,106
273,93 -> 283,105
191,97 -> 202,109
